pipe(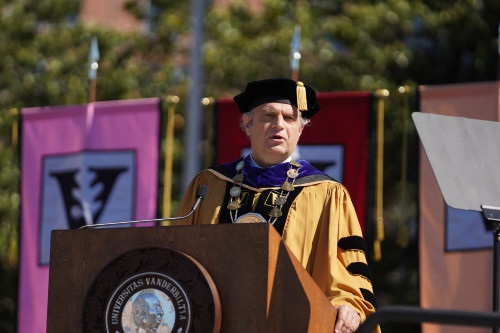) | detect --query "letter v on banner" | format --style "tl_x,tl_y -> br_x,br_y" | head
18,98 -> 161,333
